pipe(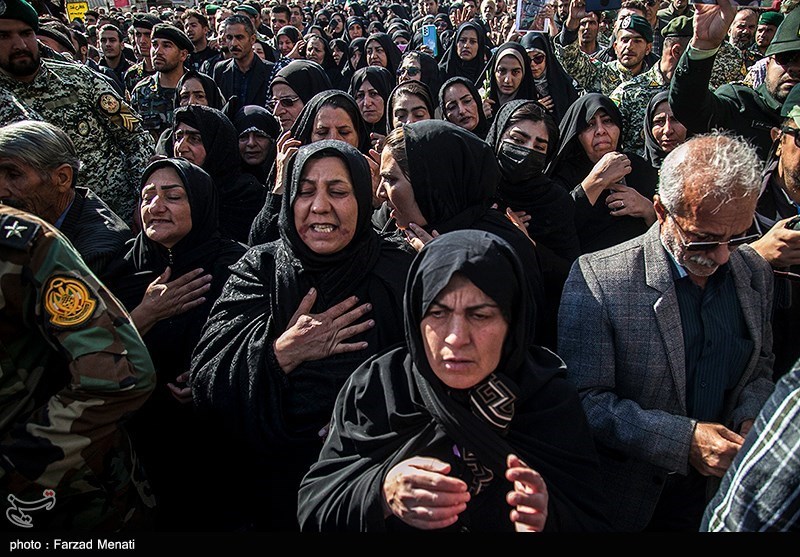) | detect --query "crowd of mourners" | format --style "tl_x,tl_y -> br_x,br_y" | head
2,0 -> 800,534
